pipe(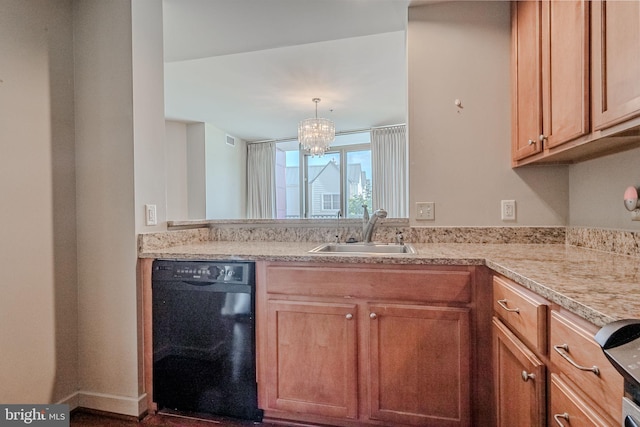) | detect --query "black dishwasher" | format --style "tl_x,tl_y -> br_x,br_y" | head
152,260 -> 262,421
